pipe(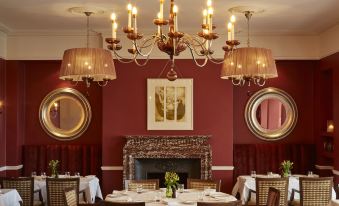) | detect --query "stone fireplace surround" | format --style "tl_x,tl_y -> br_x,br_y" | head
123,135 -> 212,182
